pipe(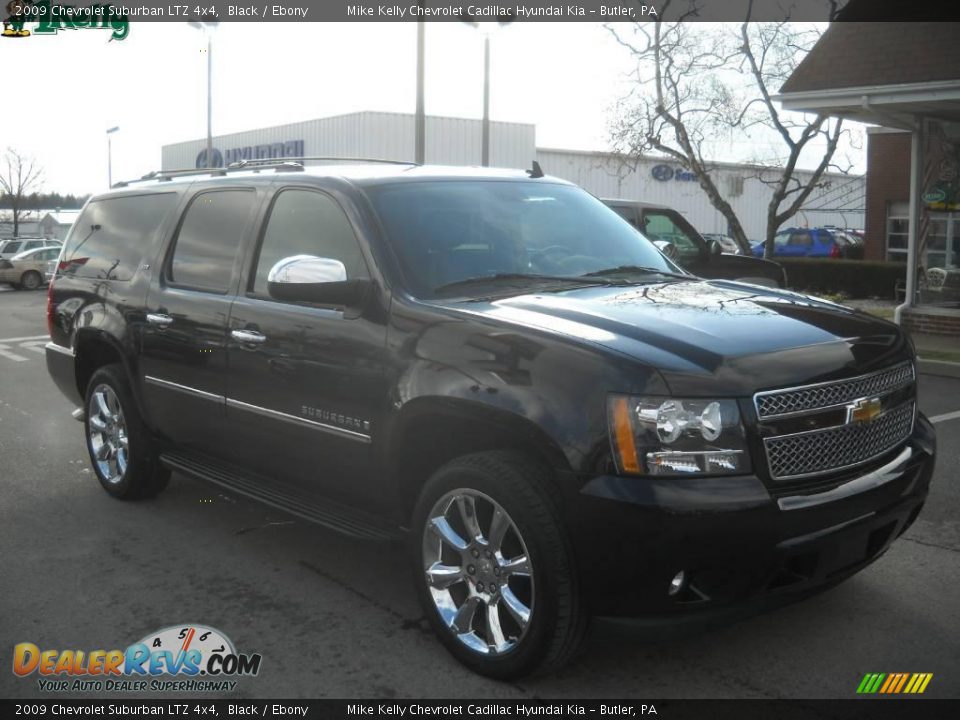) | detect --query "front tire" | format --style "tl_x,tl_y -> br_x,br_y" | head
84,364 -> 170,499
411,450 -> 587,679
20,270 -> 41,290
